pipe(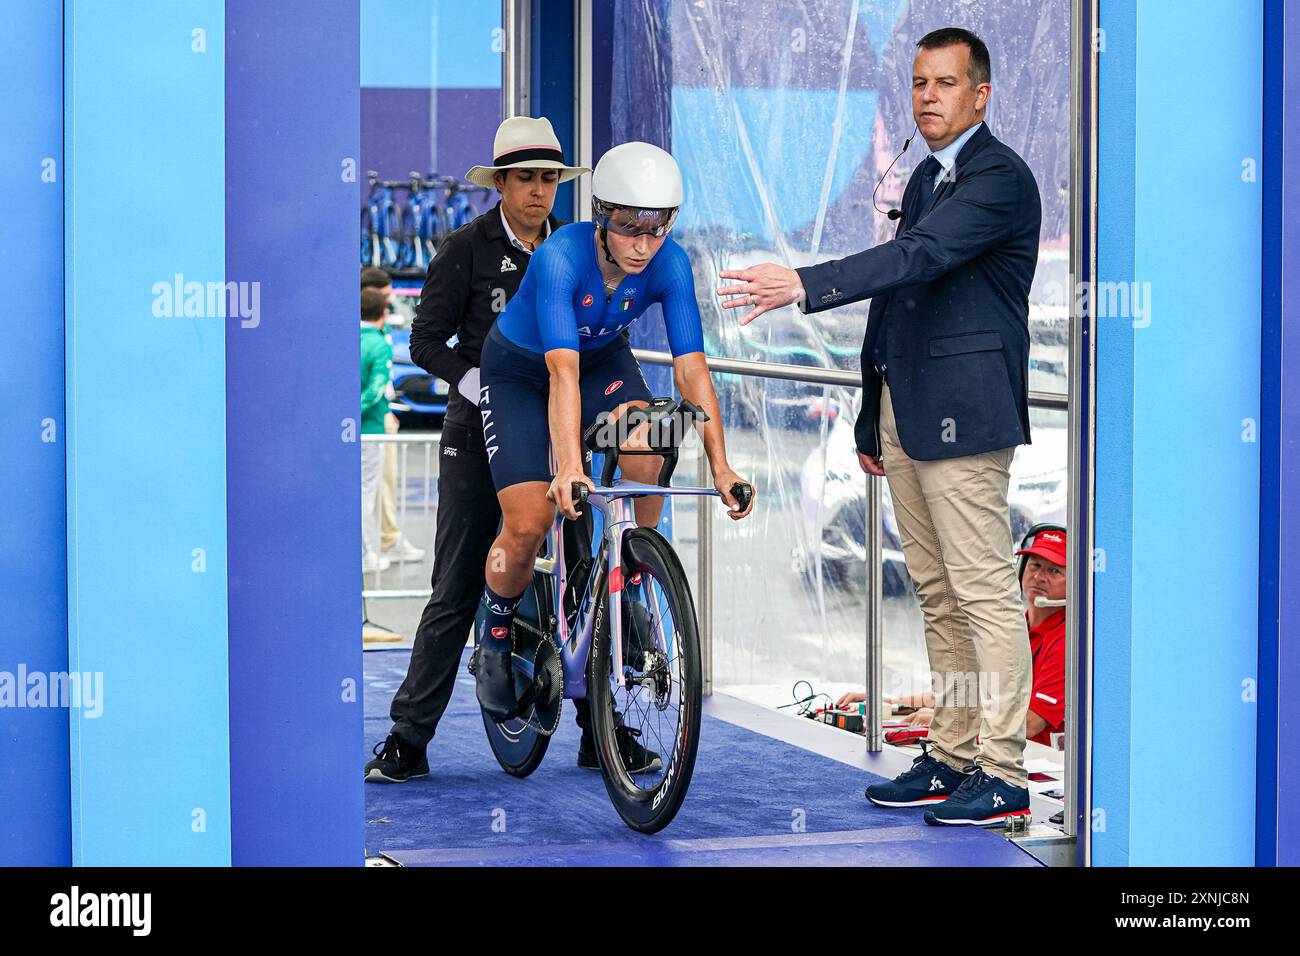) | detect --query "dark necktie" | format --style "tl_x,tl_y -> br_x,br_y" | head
914,155 -> 943,220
